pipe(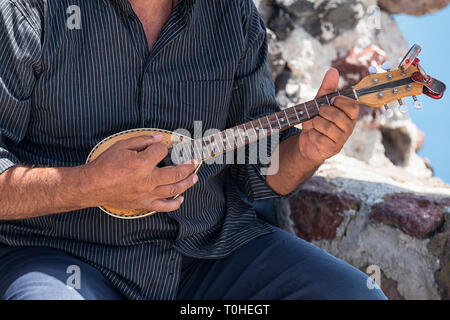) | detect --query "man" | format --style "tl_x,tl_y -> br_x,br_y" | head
0,0 -> 386,300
